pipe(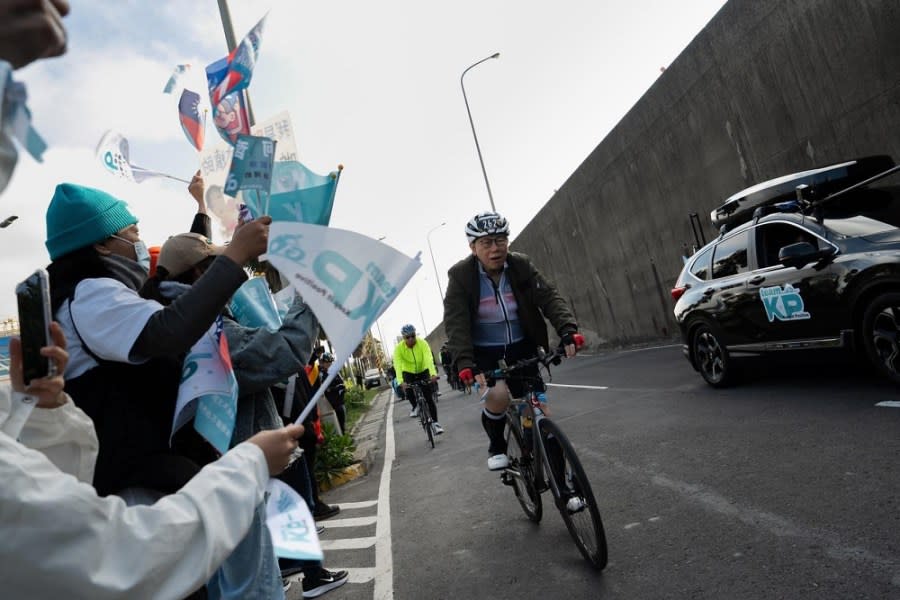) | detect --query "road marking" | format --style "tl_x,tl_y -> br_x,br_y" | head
330,568 -> 375,583
320,516 -> 377,528
338,500 -> 378,510
320,537 -> 376,550
375,392 -> 395,599
876,401 -> 900,408
546,383 -> 609,390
